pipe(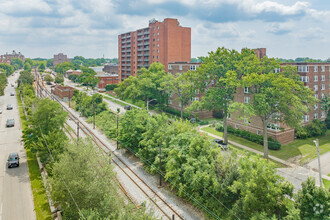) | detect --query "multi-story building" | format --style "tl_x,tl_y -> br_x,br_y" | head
0,50 -> 25,64
118,18 -> 191,81
53,53 -> 70,66
228,49 -> 330,144
167,62 -> 213,119
95,74 -> 119,90
103,63 -> 118,74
